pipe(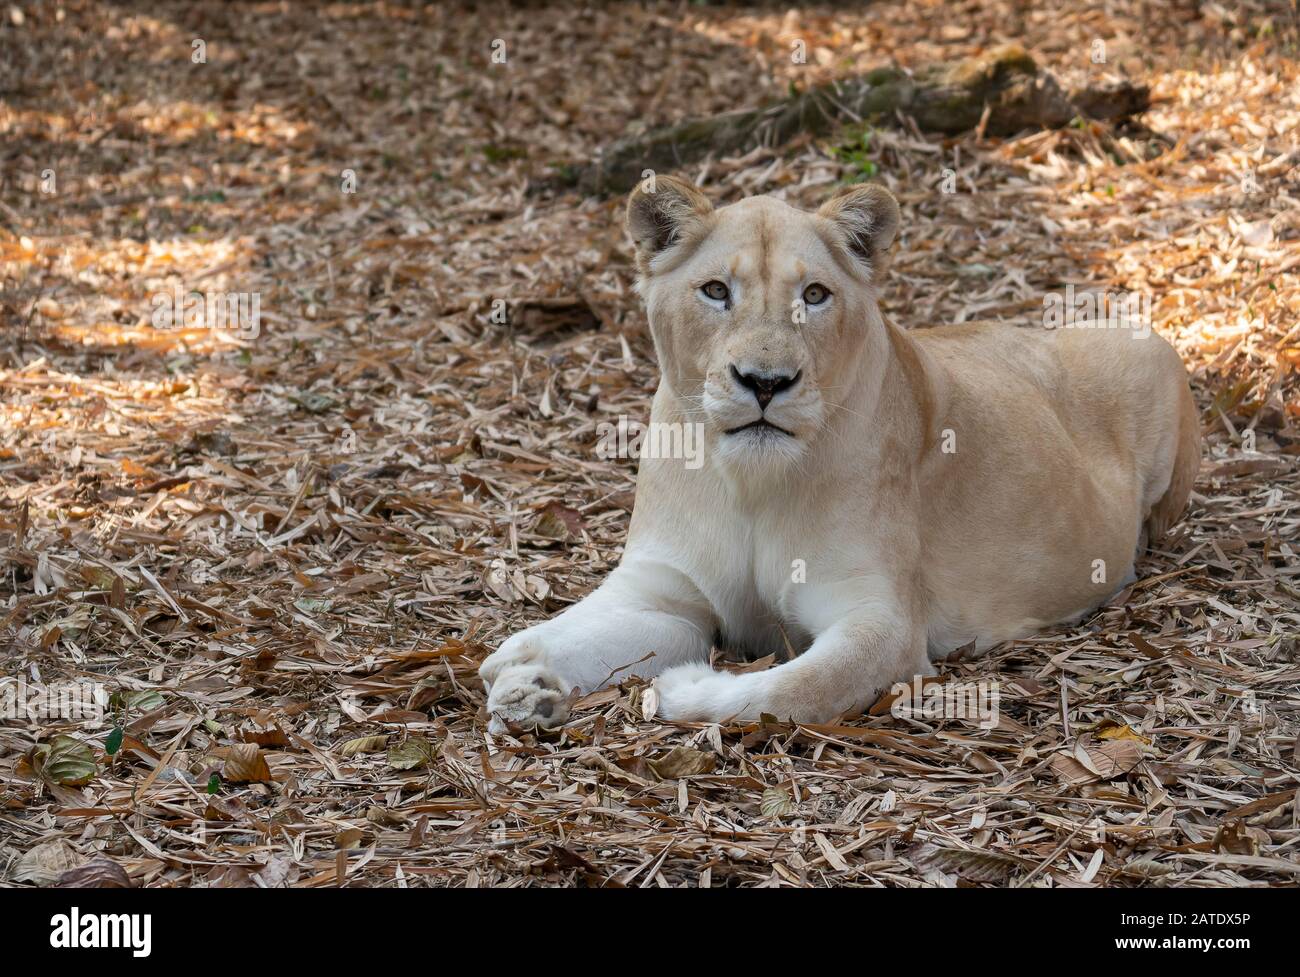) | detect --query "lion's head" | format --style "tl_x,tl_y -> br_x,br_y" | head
627,176 -> 900,474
